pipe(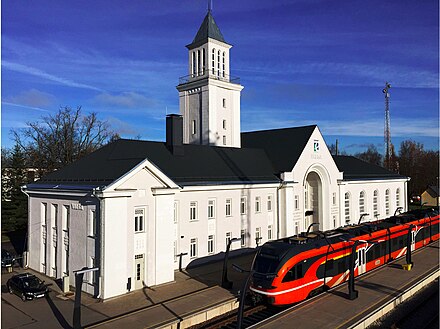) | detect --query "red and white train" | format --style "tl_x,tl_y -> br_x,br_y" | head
250,208 -> 439,306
